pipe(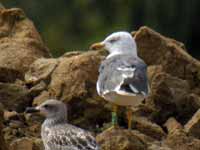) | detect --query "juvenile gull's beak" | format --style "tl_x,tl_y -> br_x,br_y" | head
90,42 -> 105,50
25,107 -> 40,113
